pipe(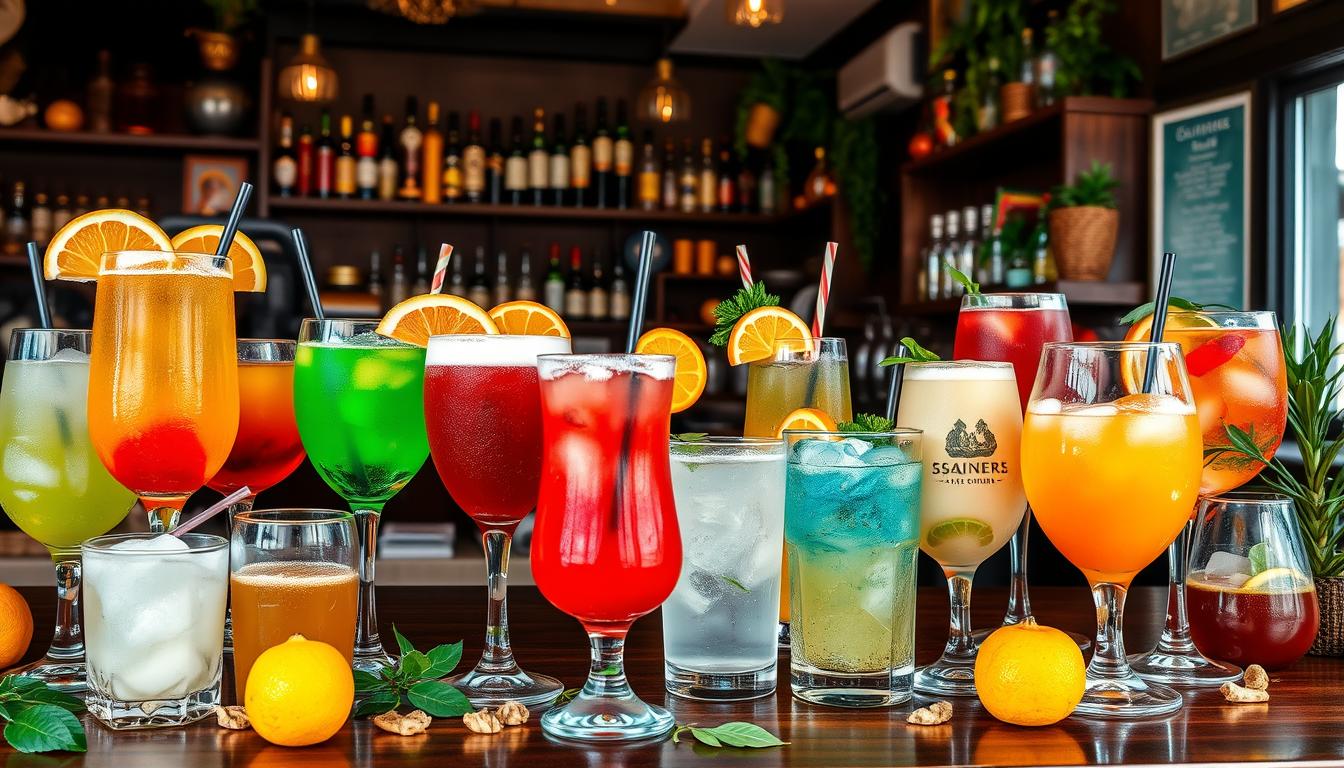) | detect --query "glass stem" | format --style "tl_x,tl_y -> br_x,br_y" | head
354,505 -> 385,660
942,569 -> 977,661
1003,507 -> 1032,624
1153,521 -> 1196,653
1088,581 -> 1132,680
46,553 -> 83,662
477,529 -> 519,673
581,632 -> 632,700
146,501 -> 185,533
